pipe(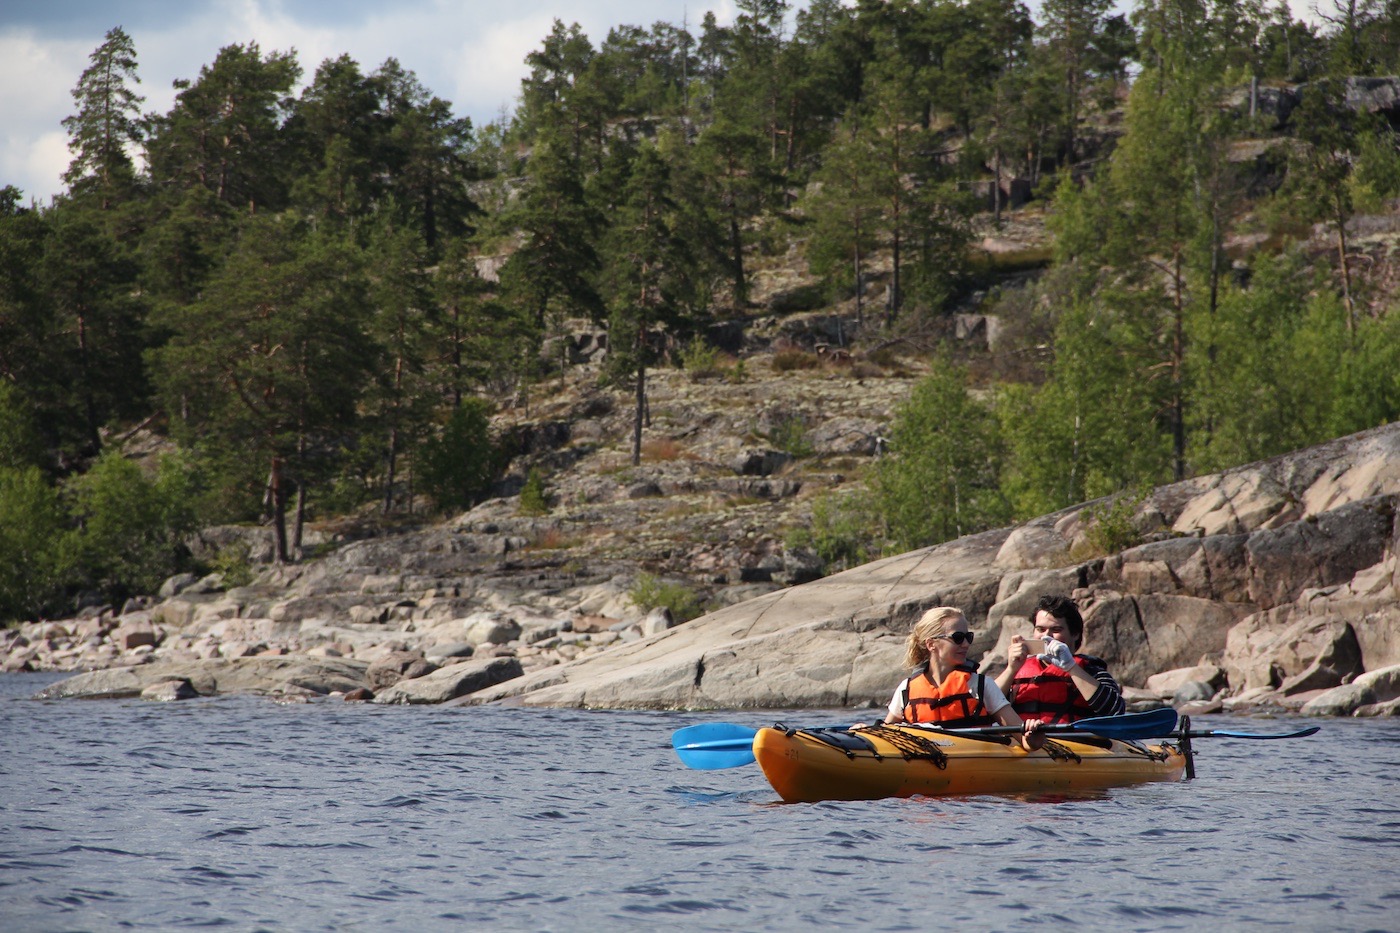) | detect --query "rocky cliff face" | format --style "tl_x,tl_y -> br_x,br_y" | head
464,422 -> 1400,717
